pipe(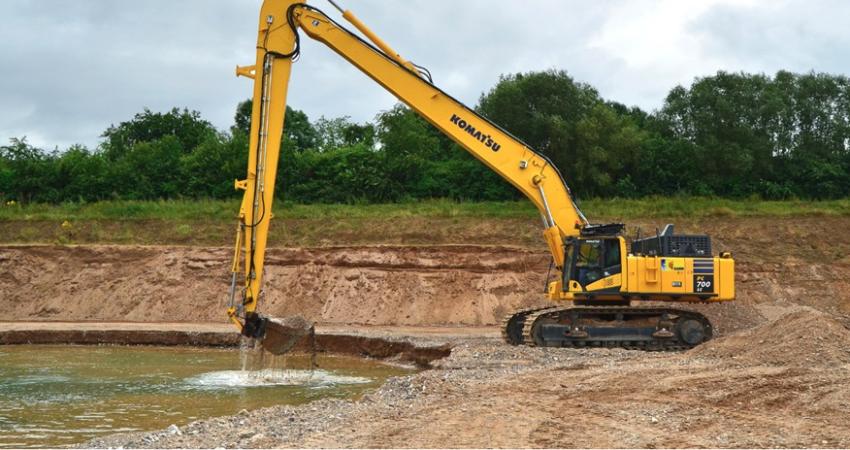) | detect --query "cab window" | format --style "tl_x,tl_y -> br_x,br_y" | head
566,238 -> 622,289
603,239 -> 621,272
562,241 -> 575,285
575,240 -> 603,286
